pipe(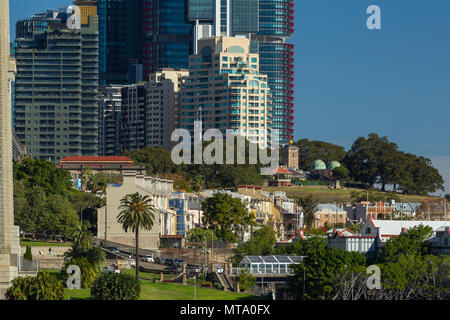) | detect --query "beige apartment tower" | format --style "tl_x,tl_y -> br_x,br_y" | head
0,0 -> 20,299
179,36 -> 273,147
